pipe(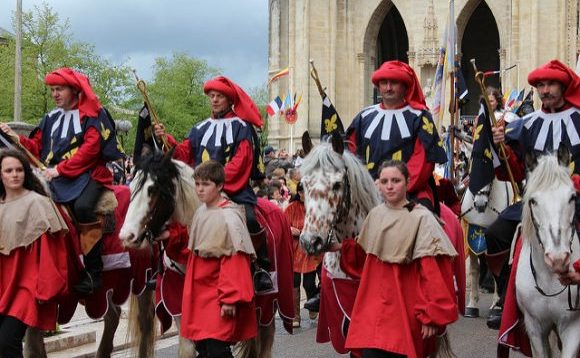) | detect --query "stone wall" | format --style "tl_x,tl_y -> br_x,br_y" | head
268,0 -> 579,150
